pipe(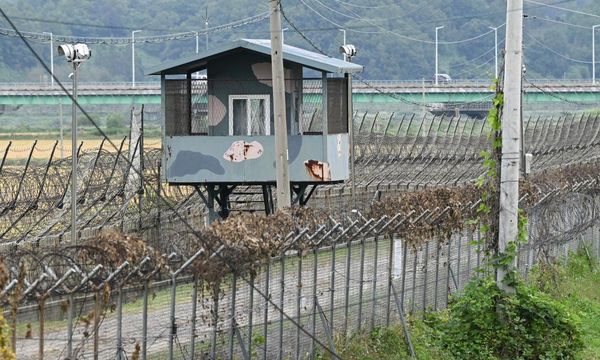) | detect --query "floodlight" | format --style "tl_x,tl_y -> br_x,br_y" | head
339,44 -> 357,58
57,44 -> 75,61
57,43 -> 91,62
